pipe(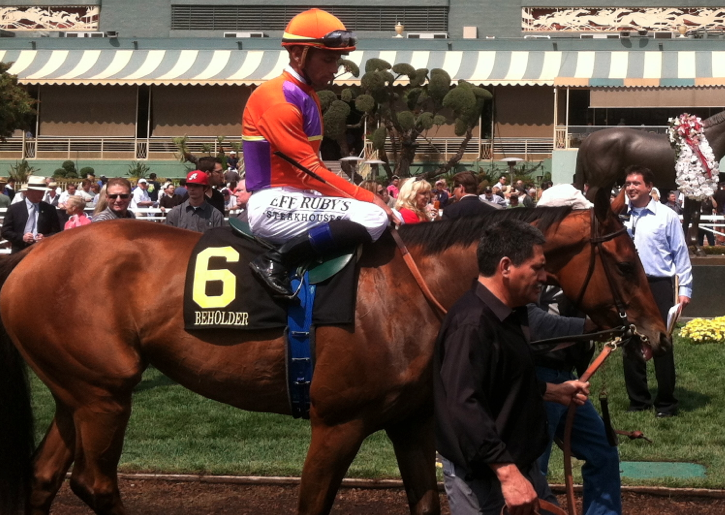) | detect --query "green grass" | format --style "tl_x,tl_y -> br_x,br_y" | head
29,332 -> 725,486
30,367 -> 399,479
